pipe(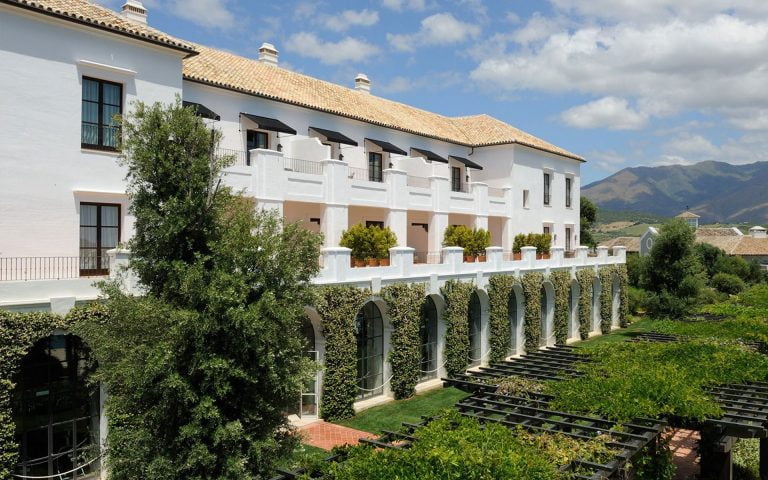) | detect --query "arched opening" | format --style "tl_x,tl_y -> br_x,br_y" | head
12,334 -> 100,479
356,302 -> 384,399
539,285 -> 548,347
419,297 -> 439,381
508,292 -> 519,356
288,317 -> 319,418
468,292 -> 482,367
612,276 -> 621,327
568,280 -> 580,341
592,277 -> 601,332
